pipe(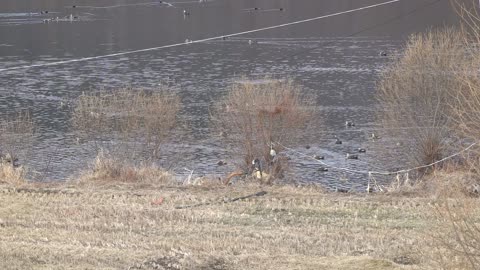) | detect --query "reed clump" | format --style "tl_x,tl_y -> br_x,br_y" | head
72,87 -> 180,162
77,151 -> 174,186
376,27 -> 467,176
214,79 -> 313,183
0,164 -> 27,186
